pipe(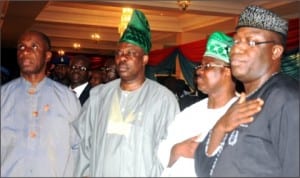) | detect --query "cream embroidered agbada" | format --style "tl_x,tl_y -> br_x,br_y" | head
73,78 -> 179,177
